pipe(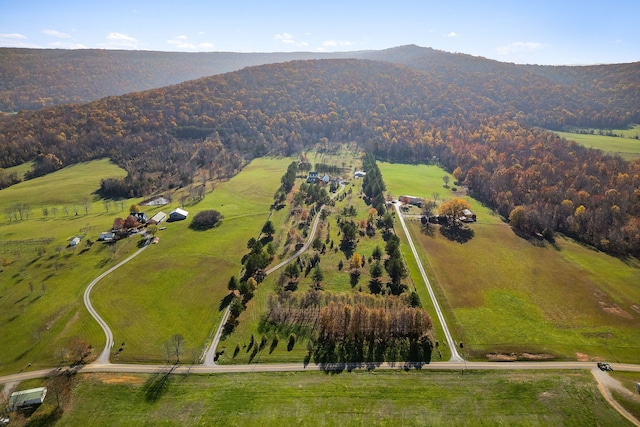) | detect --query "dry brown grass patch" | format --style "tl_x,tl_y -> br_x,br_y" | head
94,373 -> 145,384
